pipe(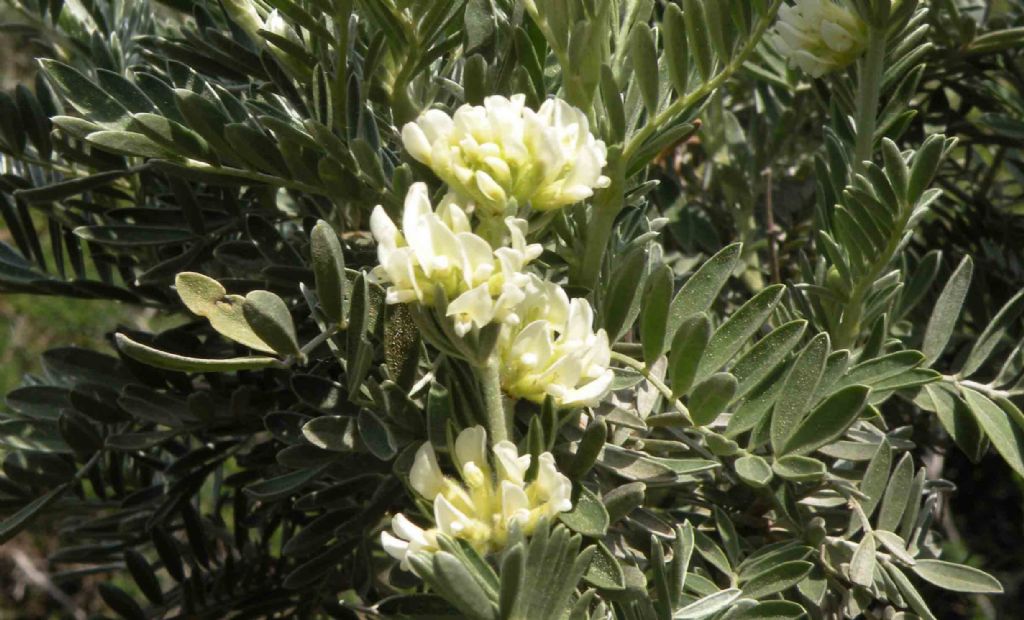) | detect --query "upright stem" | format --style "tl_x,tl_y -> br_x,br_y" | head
479,359 -> 508,444
852,26 -> 886,177
834,25 -> 888,349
